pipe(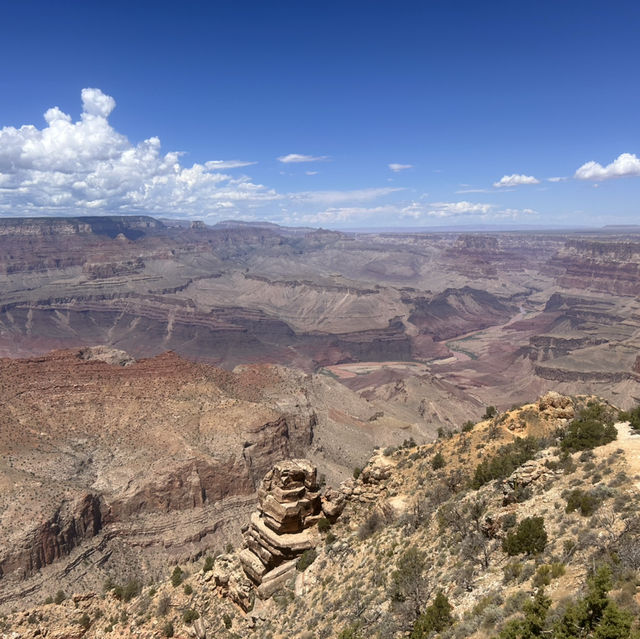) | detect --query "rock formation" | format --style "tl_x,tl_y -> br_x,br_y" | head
239,459 -> 344,601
